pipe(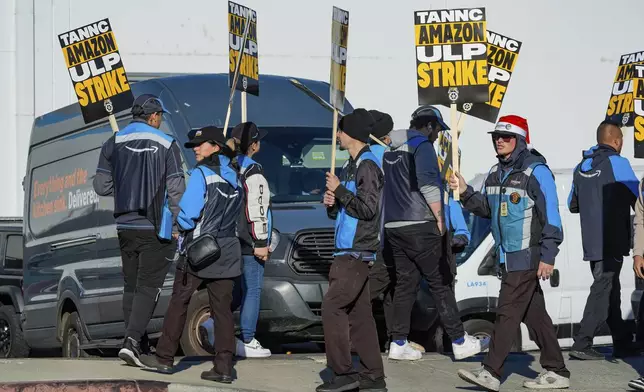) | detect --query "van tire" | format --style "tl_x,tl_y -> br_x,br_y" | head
0,305 -> 29,358
464,318 -> 520,352
181,290 -> 212,357
61,312 -> 89,358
